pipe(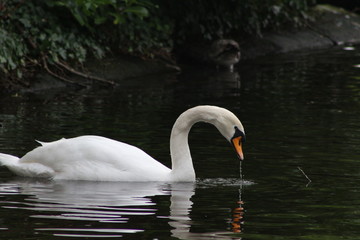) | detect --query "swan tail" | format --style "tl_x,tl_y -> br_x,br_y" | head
0,153 -> 20,166
0,153 -> 54,178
